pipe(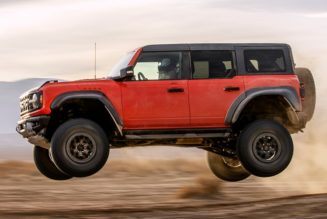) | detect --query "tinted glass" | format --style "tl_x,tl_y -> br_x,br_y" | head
191,51 -> 235,79
244,50 -> 286,73
133,52 -> 182,80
